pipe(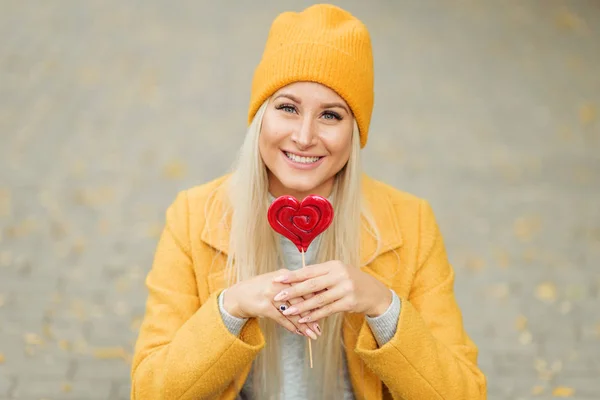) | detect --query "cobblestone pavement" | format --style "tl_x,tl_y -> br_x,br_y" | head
1,1 -> 599,399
